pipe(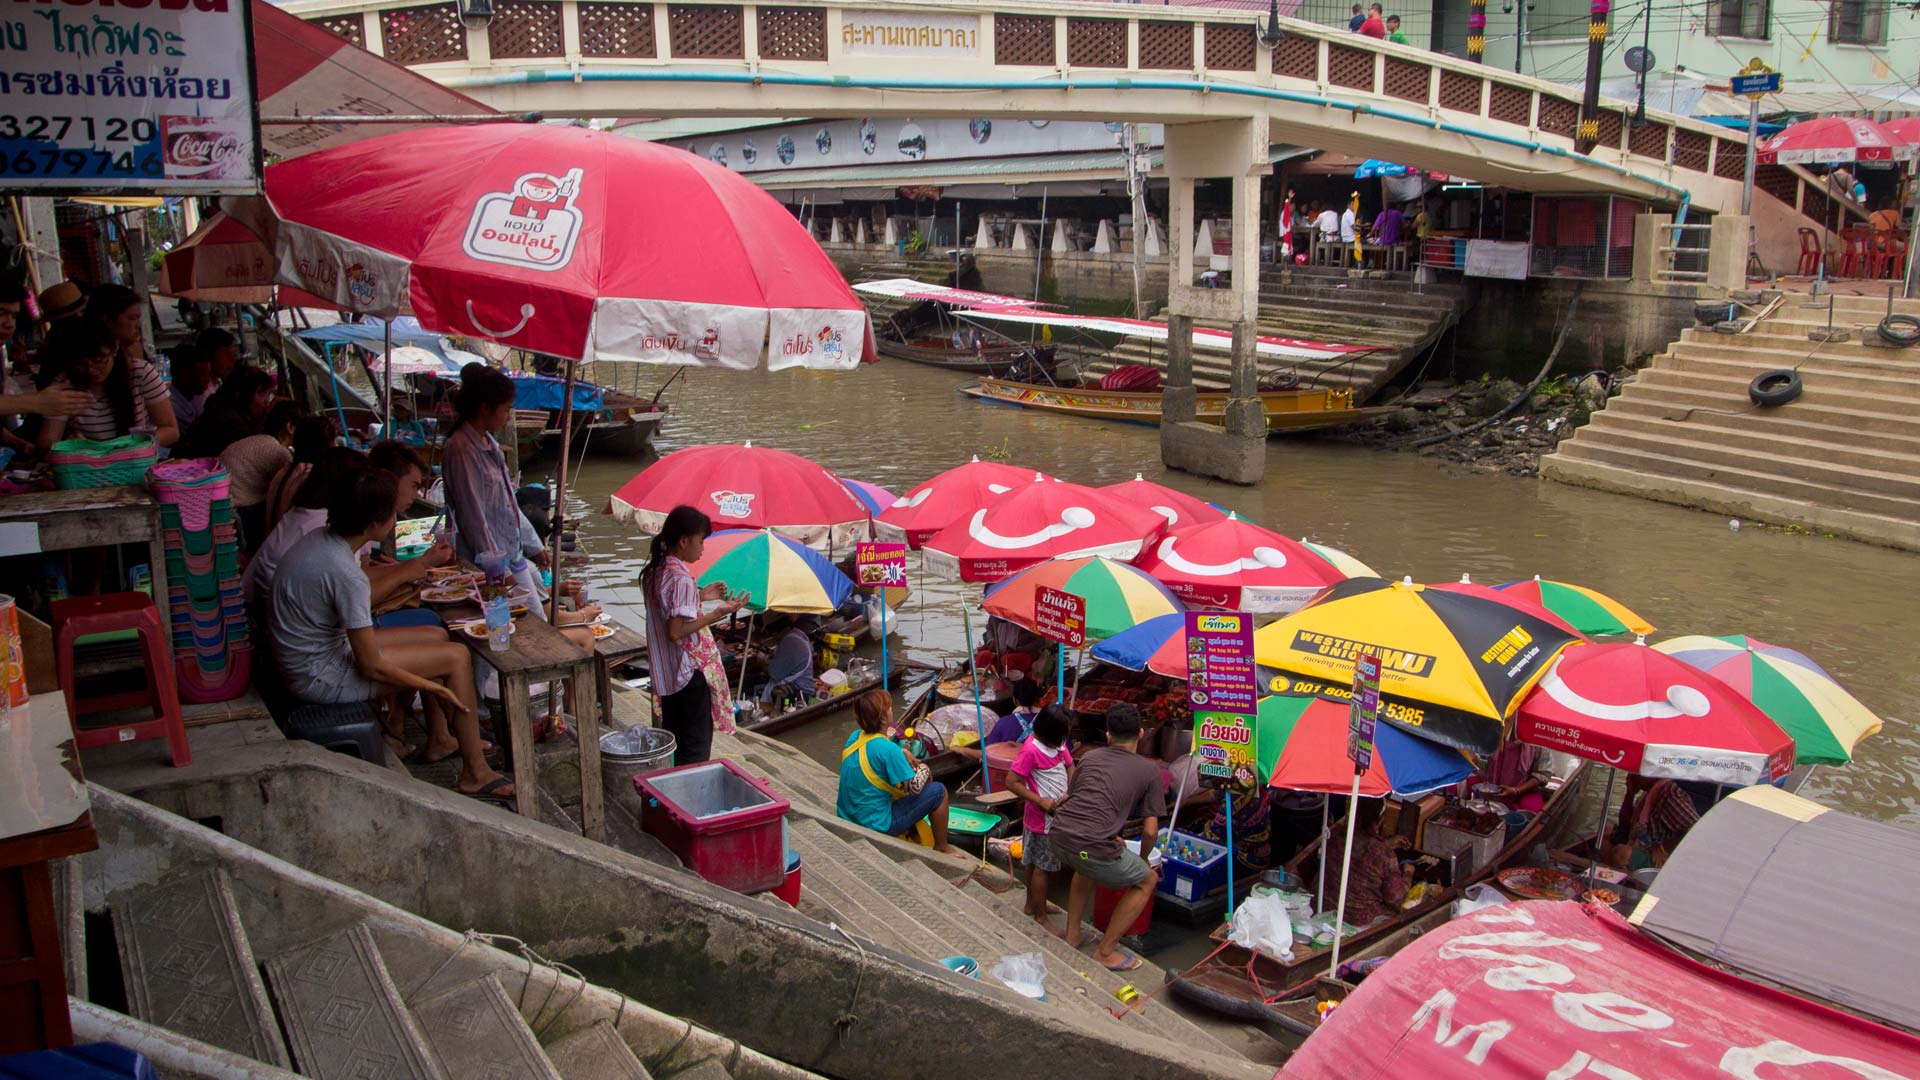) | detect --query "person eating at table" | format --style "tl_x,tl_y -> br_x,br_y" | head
175,366 -> 276,459
166,345 -> 213,430
268,468 -> 510,800
35,320 -> 178,450
222,399 -> 304,553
